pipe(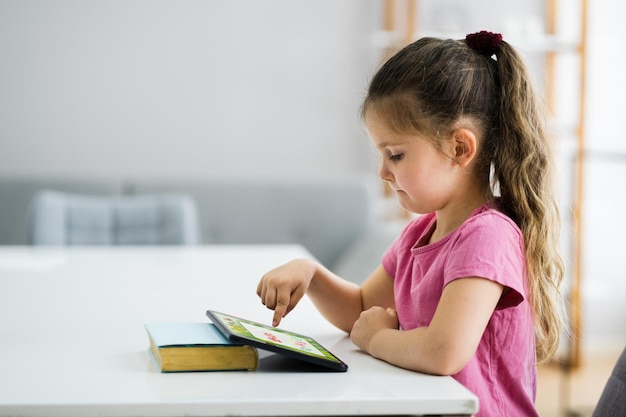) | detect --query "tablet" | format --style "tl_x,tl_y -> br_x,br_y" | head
206,310 -> 348,372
